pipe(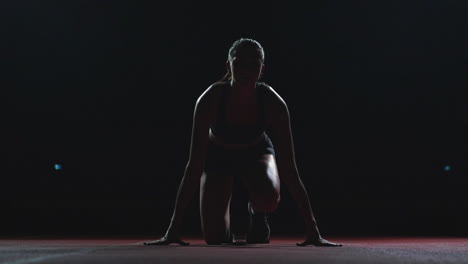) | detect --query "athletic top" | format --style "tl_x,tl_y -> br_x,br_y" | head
210,82 -> 269,145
